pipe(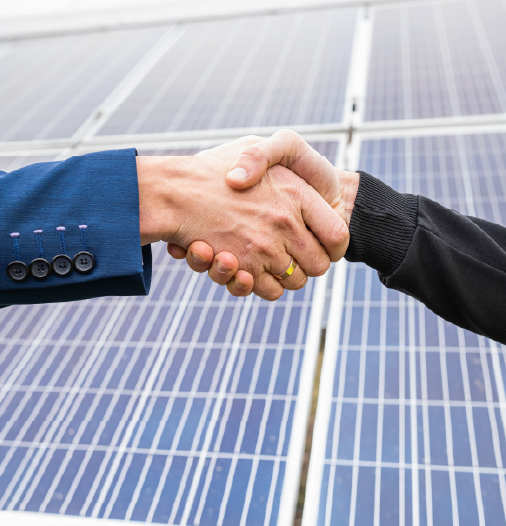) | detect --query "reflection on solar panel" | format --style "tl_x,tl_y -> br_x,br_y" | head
0,27 -> 167,142
365,0 -> 506,121
0,242 -> 325,523
305,132 -> 506,526
97,8 -> 357,136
